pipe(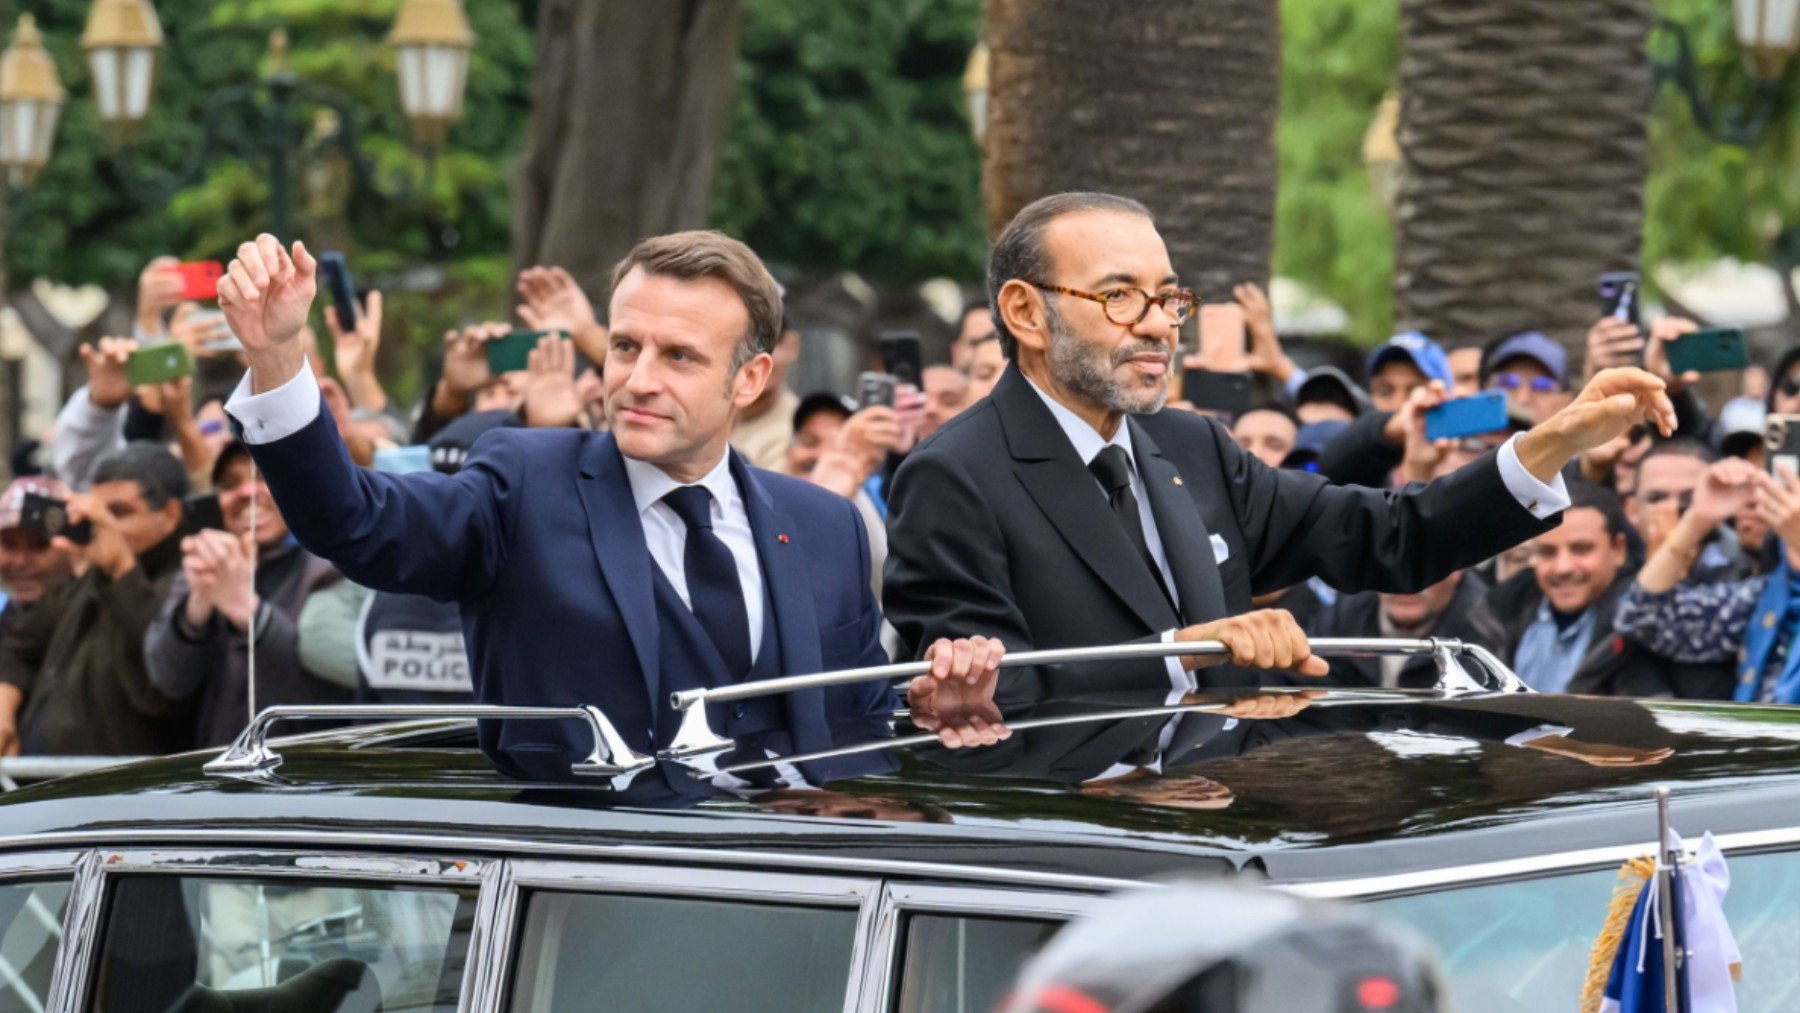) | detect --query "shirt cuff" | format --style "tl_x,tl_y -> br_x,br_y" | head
1505,724 -> 1575,748
1496,434 -> 1570,520
226,366 -> 322,445
1161,628 -> 1197,699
